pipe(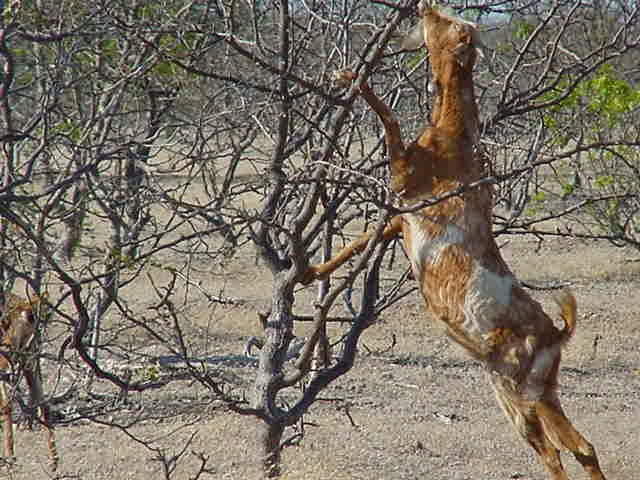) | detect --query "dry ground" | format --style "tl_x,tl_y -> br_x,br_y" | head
4,226 -> 640,480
